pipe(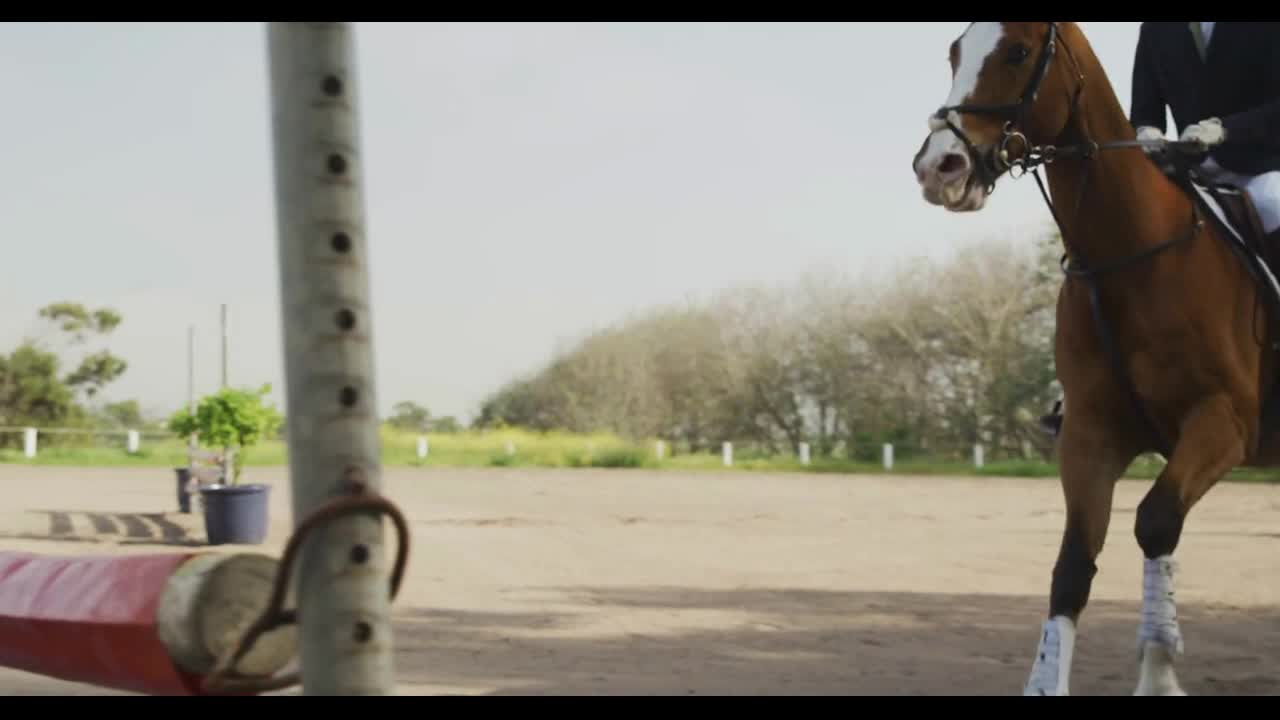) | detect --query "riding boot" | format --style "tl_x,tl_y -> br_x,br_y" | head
1266,228 -> 1280,276
1038,398 -> 1064,437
